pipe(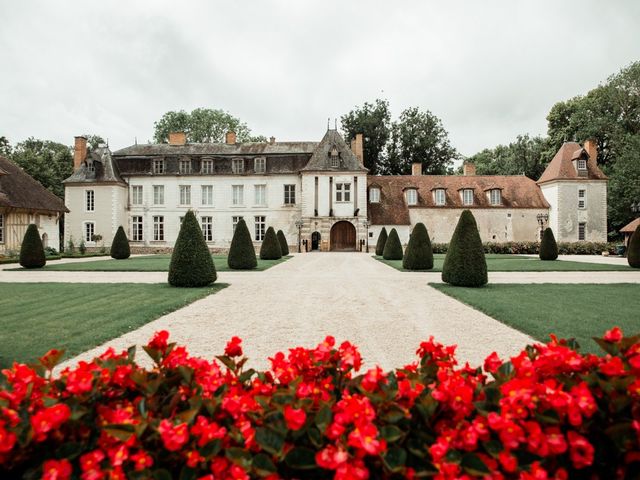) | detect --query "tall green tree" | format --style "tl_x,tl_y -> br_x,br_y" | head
340,98 -> 391,174
153,108 -> 265,143
608,134 -> 640,231
384,107 -> 457,175
0,136 -> 11,156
